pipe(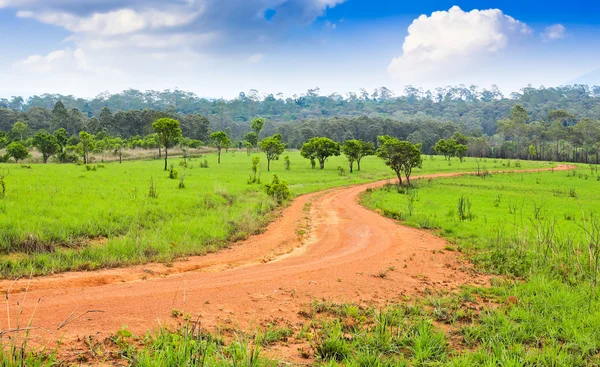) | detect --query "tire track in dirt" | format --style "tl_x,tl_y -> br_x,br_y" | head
0,165 -> 574,348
